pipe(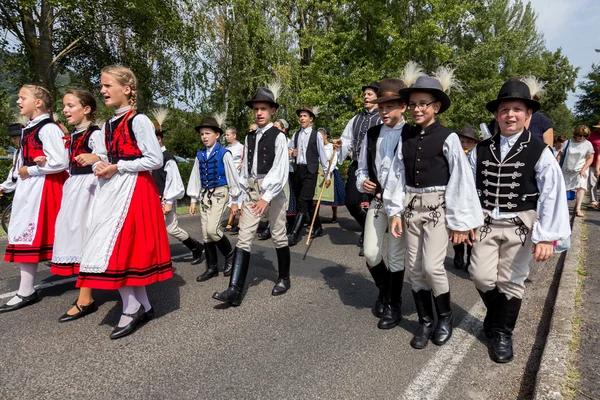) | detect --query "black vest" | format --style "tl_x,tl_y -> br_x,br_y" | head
402,121 -> 452,188
476,130 -> 547,212
352,109 -> 382,161
293,128 -> 319,174
366,123 -> 411,198
151,149 -> 176,197
247,126 -> 284,175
